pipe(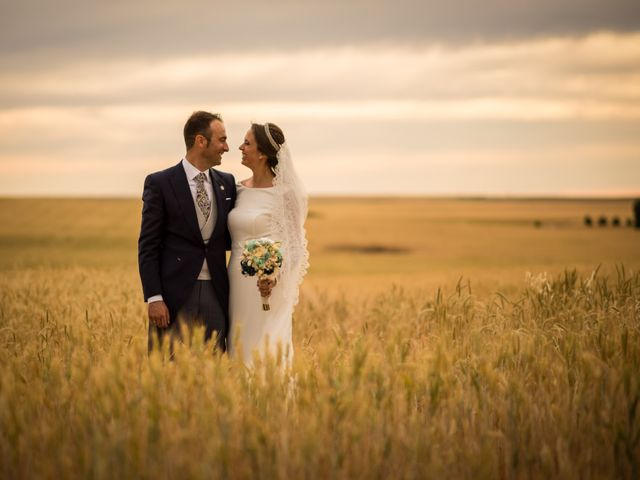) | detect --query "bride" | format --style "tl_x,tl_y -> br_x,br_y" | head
227,122 -> 309,366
